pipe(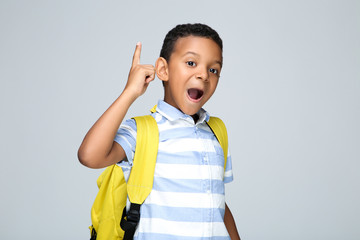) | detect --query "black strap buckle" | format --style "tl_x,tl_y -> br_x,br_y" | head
120,203 -> 141,239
